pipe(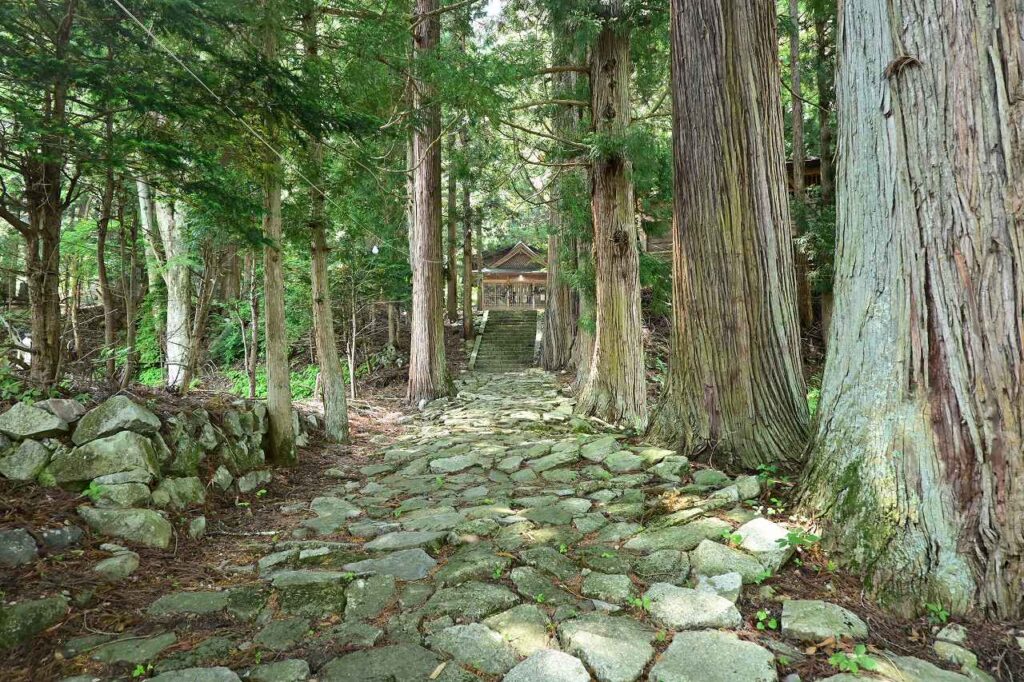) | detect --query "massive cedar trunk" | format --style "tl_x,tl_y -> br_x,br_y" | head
801,0 -> 1023,618
304,7 -> 348,443
261,2 -> 296,465
789,0 -> 814,333
445,134 -> 458,323
575,2 -> 647,430
460,128 -> 474,341
651,0 -> 808,468
814,15 -> 834,205
406,0 -> 452,405
541,58 -> 580,371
